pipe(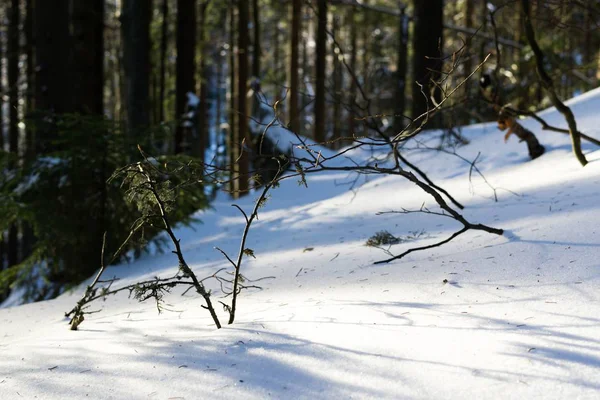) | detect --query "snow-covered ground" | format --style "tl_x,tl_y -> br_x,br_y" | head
2,89 -> 600,399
